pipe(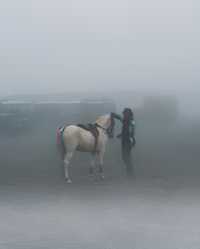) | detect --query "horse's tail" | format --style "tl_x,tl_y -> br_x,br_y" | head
56,126 -> 66,159
56,127 -> 62,145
